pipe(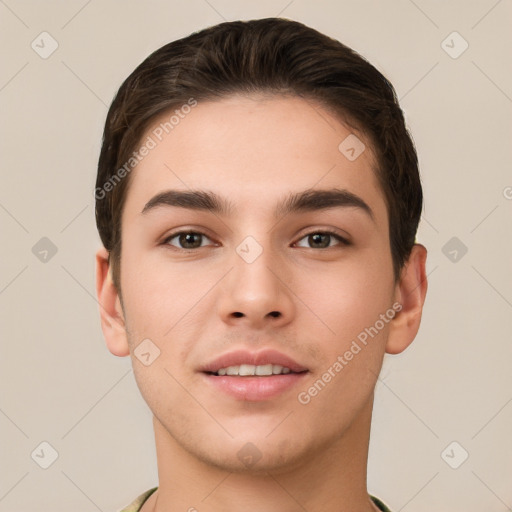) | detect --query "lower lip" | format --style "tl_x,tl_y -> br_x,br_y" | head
202,372 -> 308,401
